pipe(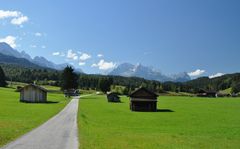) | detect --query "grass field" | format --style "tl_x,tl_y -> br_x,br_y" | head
0,87 -> 69,147
78,95 -> 240,149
